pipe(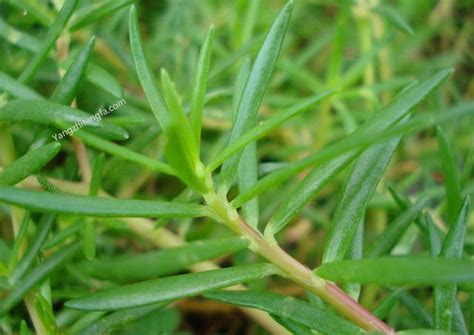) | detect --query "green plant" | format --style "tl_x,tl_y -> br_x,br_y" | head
0,0 -> 473,334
